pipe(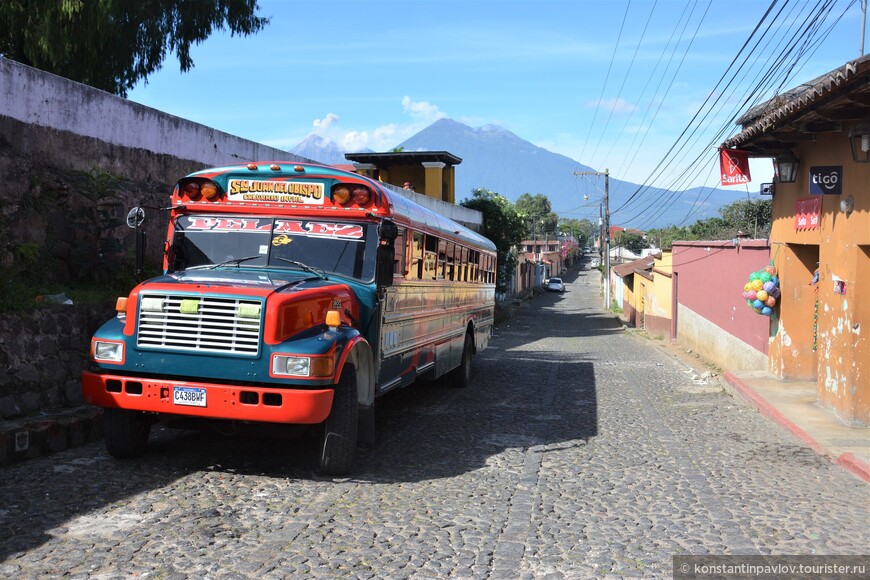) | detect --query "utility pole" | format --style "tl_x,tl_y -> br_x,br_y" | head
574,169 -> 610,309
861,0 -> 867,56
